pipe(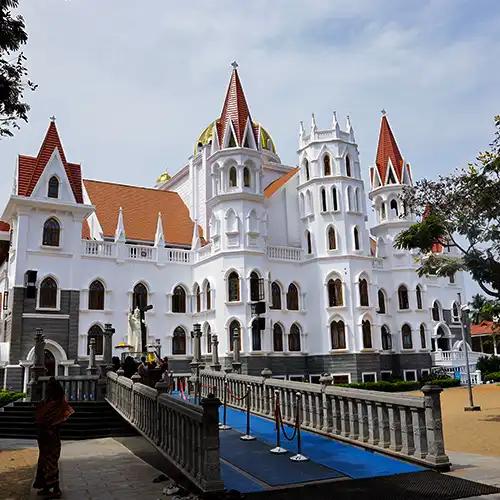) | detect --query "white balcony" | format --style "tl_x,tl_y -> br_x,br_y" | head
431,349 -> 484,369
267,245 -> 303,262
